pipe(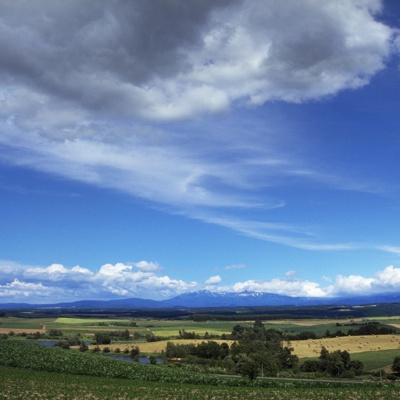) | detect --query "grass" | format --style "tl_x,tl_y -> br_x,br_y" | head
3,364 -> 400,400
0,316 -> 50,330
300,349 -> 399,373
139,319 -> 238,337
0,365 -> 267,400
354,350 -> 400,372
